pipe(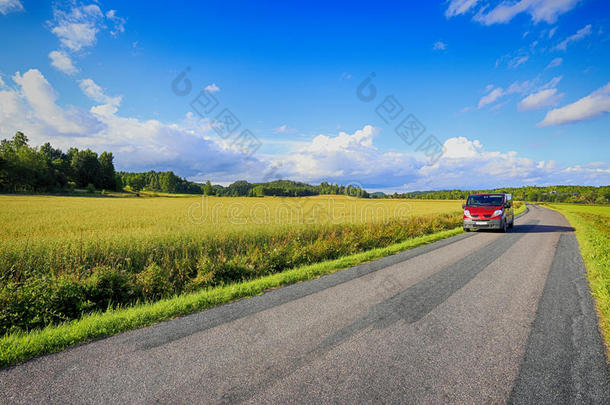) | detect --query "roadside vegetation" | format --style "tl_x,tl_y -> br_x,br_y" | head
0,227 -> 467,368
546,203 -> 610,355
